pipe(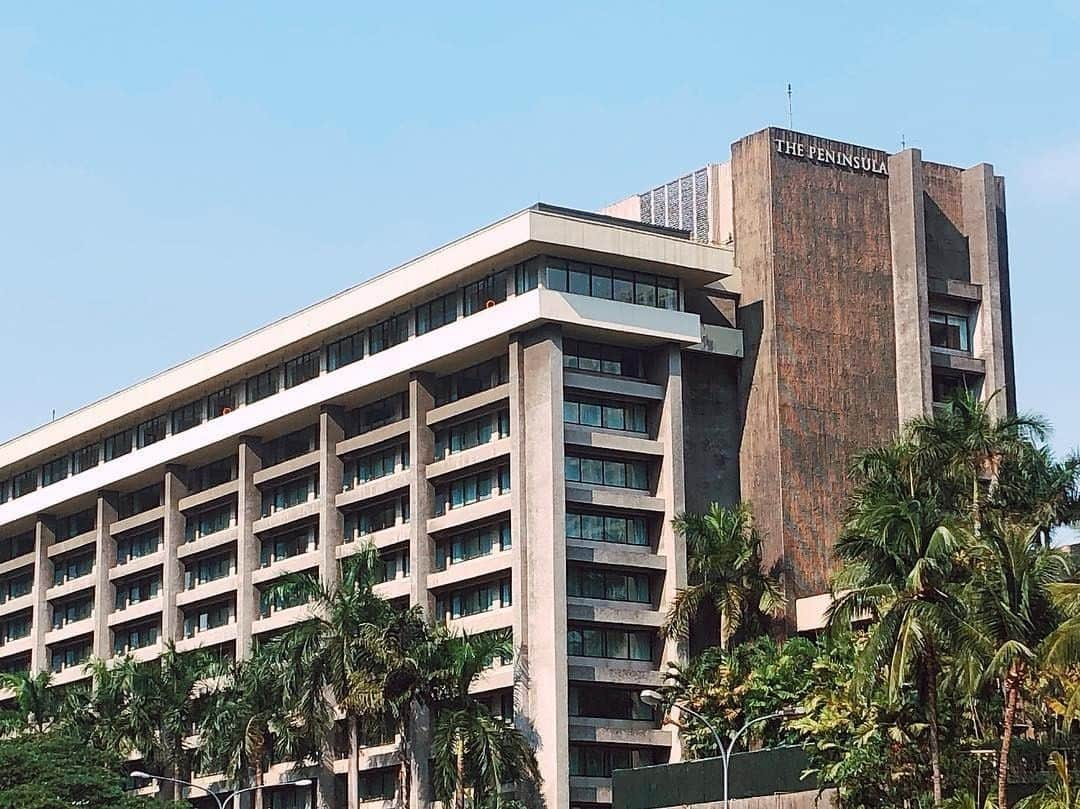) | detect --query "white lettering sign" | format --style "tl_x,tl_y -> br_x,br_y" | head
774,138 -> 888,176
